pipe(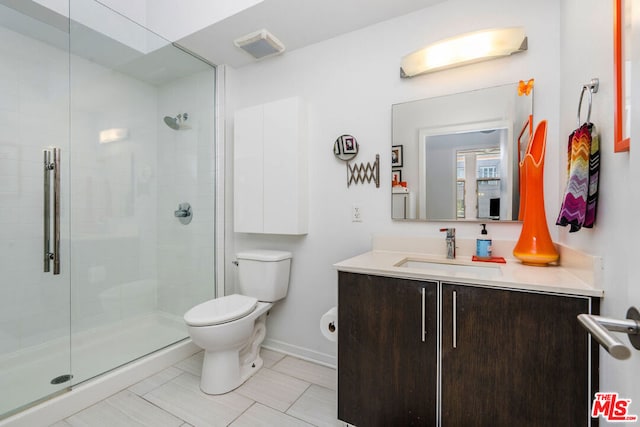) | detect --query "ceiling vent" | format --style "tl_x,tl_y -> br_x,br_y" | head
233,29 -> 286,60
